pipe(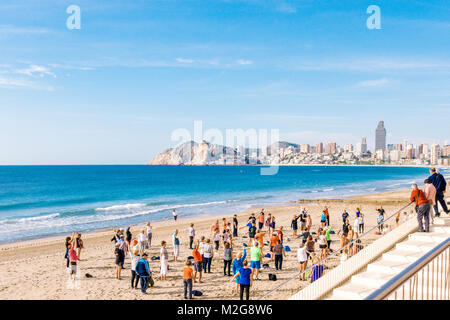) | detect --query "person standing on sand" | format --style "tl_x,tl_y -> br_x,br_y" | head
188,223 -> 195,250
146,222 -> 152,248
325,227 -> 333,253
250,242 -> 262,281
291,214 -> 299,238
172,209 -> 178,221
202,239 -> 214,273
424,178 -> 437,225
320,211 -> 327,228
428,167 -> 449,217
68,233 -> 79,281
231,260 -> 253,300
233,214 -> 238,237
136,253 -> 152,294
114,242 -> 125,280
64,236 -> 71,269
213,228 -> 221,250
277,226 -> 284,244
138,230 -> 146,255
130,249 -> 140,289
318,230 -> 328,259
126,226 -> 132,247
410,183 -> 431,232
269,232 -> 279,261
160,241 -> 169,280
273,239 -> 285,270
232,249 -> 247,295
257,210 -> 265,231
183,260 -> 194,299
173,229 -> 180,261
75,233 -> 84,260
192,240 -> 203,283
248,221 -> 257,241
342,210 -> 349,224
297,242 -> 309,281
324,206 -> 330,226
223,242 -> 233,276
358,213 -> 364,234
